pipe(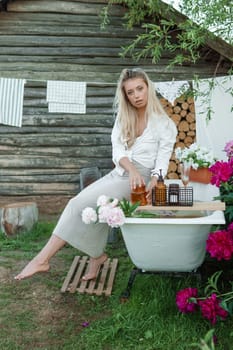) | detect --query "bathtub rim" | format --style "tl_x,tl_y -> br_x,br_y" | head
123,210 -> 225,225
